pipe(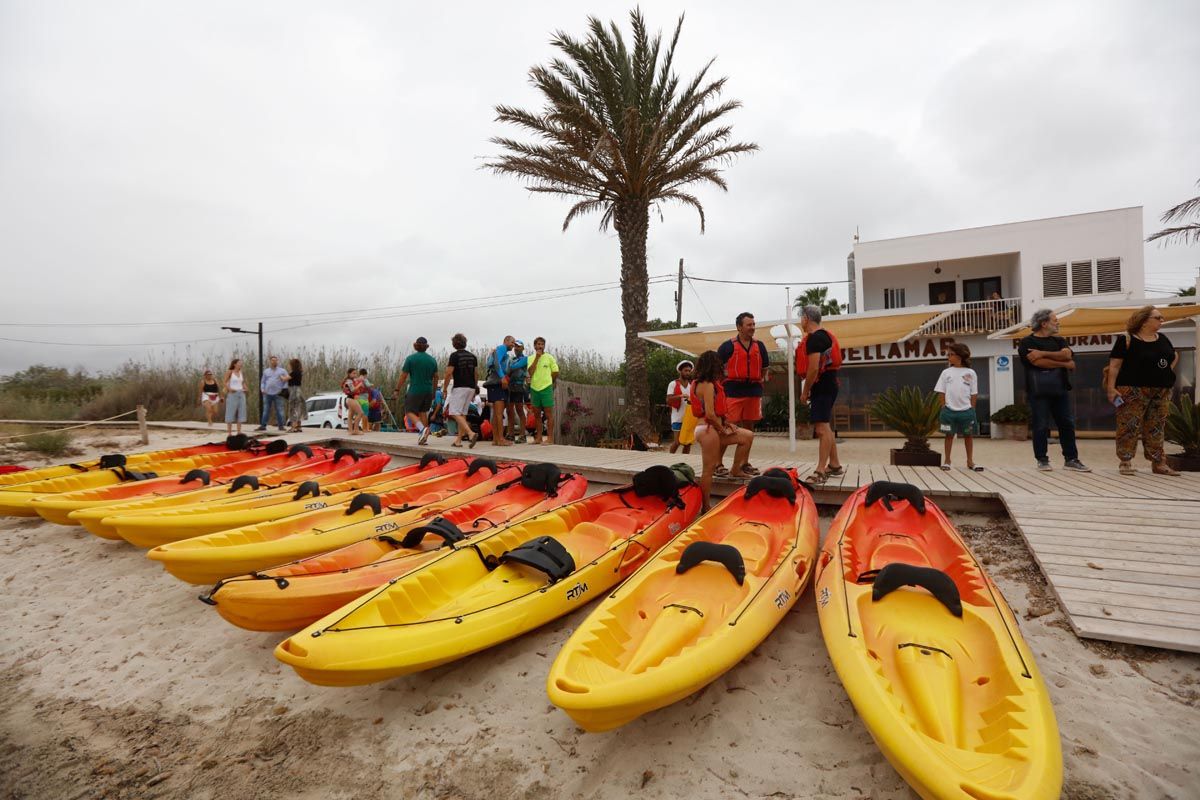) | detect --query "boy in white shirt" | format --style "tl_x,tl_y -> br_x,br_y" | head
934,343 -> 983,471
666,360 -> 694,454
